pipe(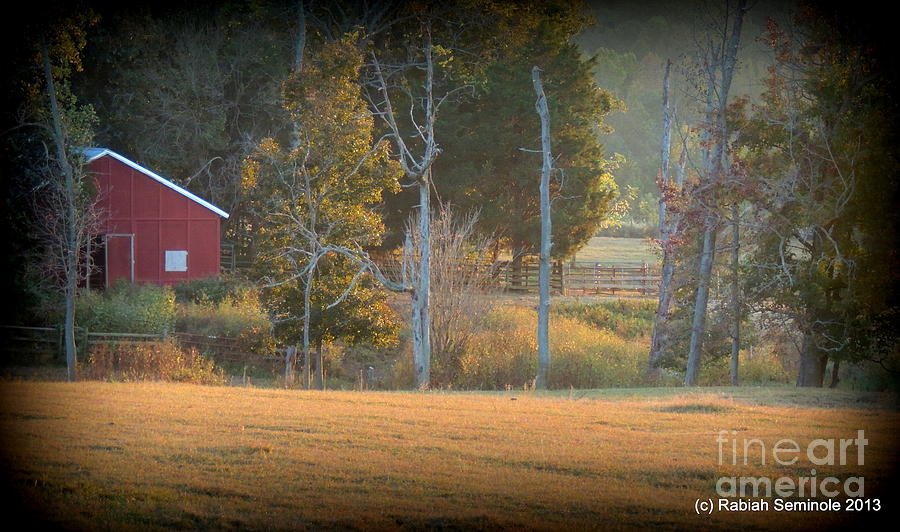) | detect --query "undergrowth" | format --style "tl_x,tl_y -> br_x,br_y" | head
82,340 -> 226,385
